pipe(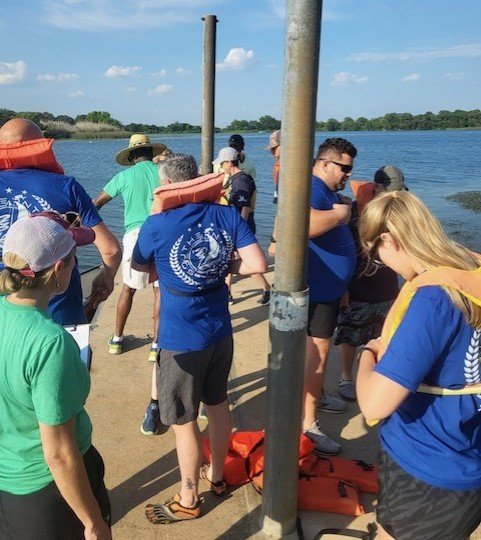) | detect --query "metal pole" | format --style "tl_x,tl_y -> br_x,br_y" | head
200,14 -> 217,174
261,0 -> 323,537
